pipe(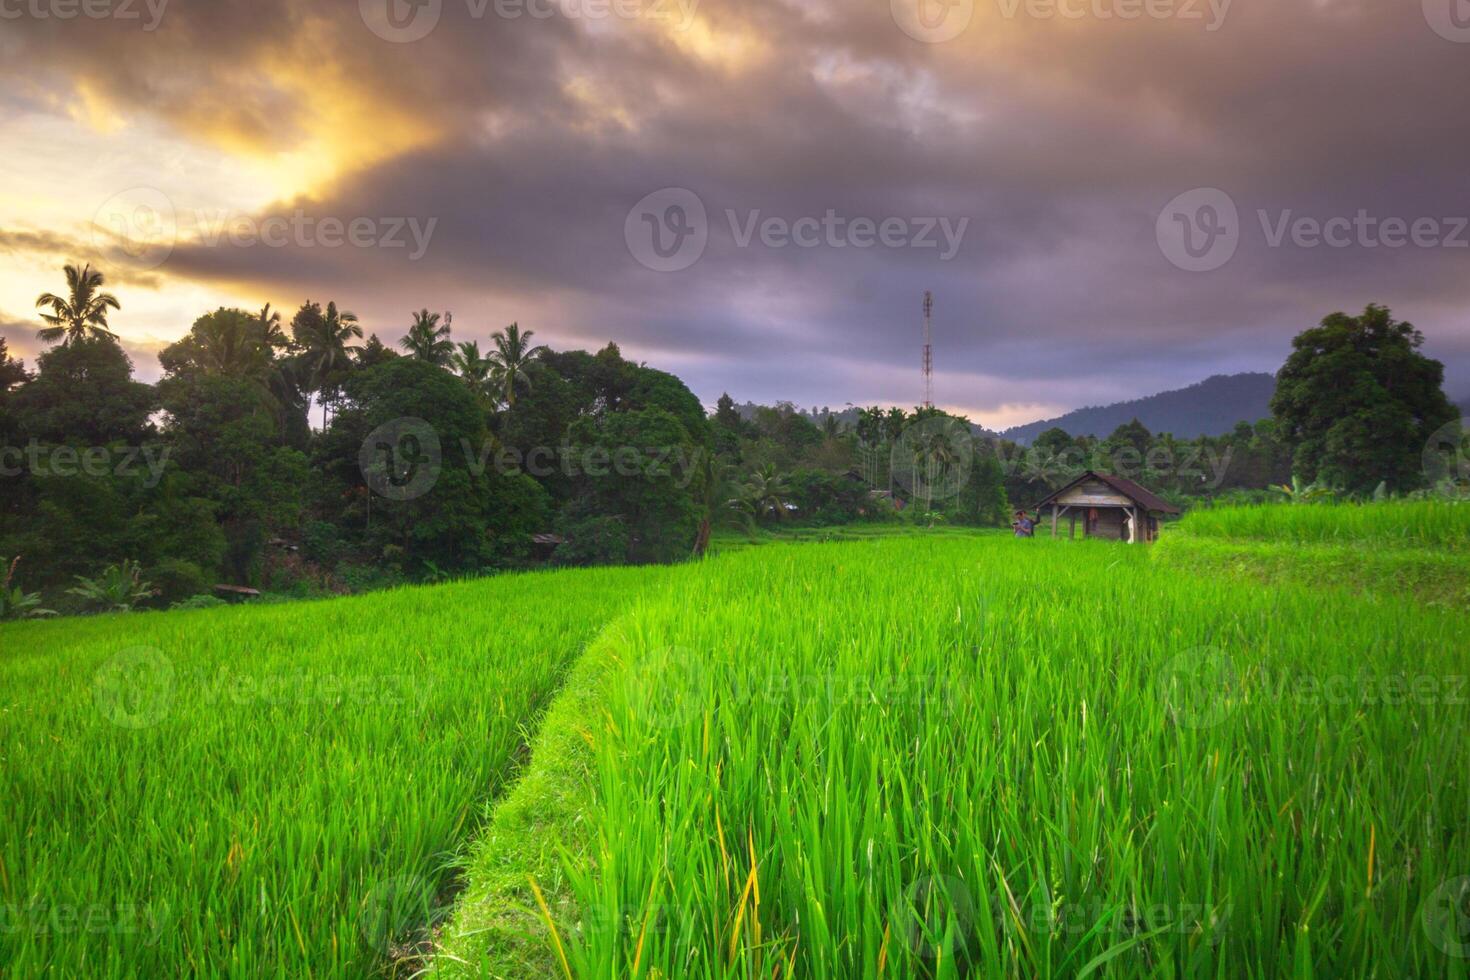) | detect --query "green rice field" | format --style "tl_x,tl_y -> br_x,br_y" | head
1172,499 -> 1470,550
1157,500 -> 1470,606
4,505 -> 1470,977
0,564 -> 669,976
